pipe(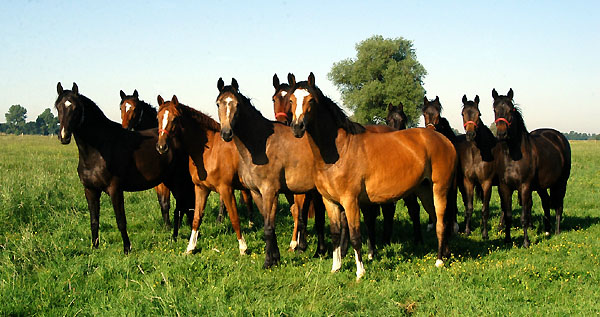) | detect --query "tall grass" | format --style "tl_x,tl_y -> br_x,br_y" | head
0,136 -> 598,315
